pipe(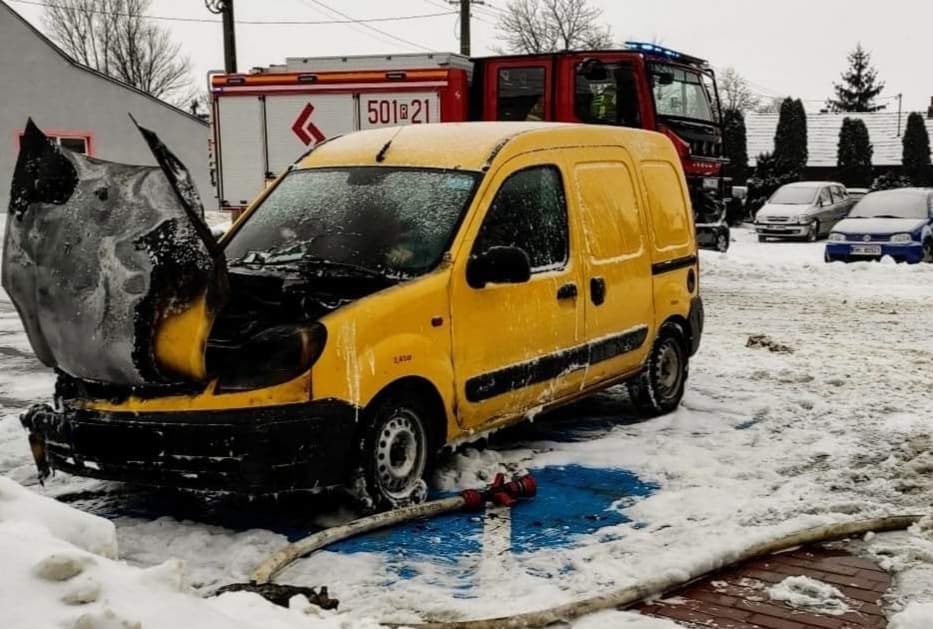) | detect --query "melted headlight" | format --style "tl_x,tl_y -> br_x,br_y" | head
212,323 -> 327,391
